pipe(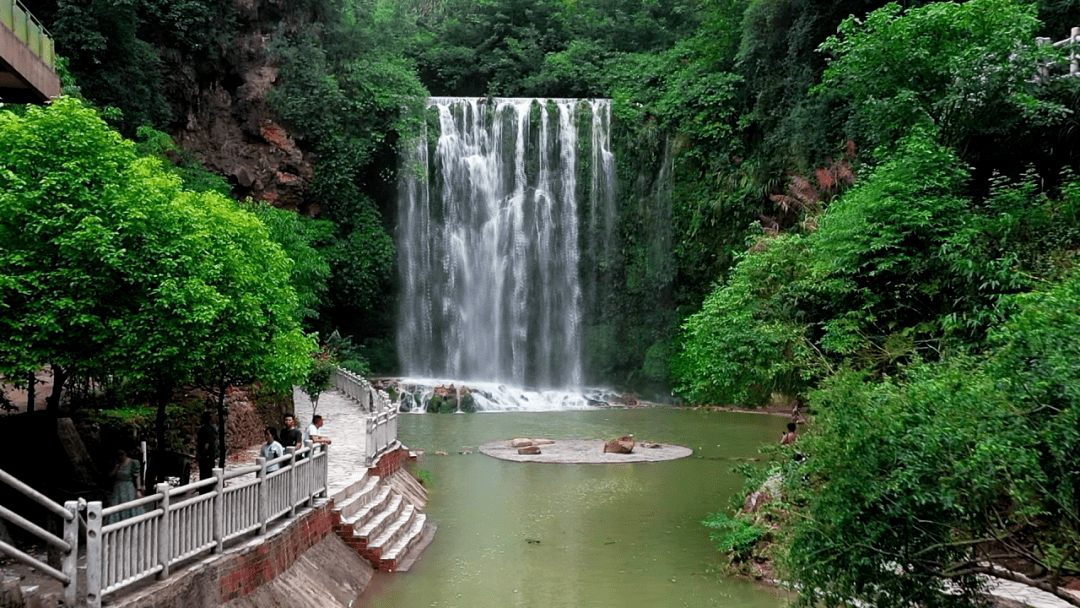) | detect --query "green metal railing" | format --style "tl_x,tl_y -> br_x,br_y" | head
1,0 -> 55,70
